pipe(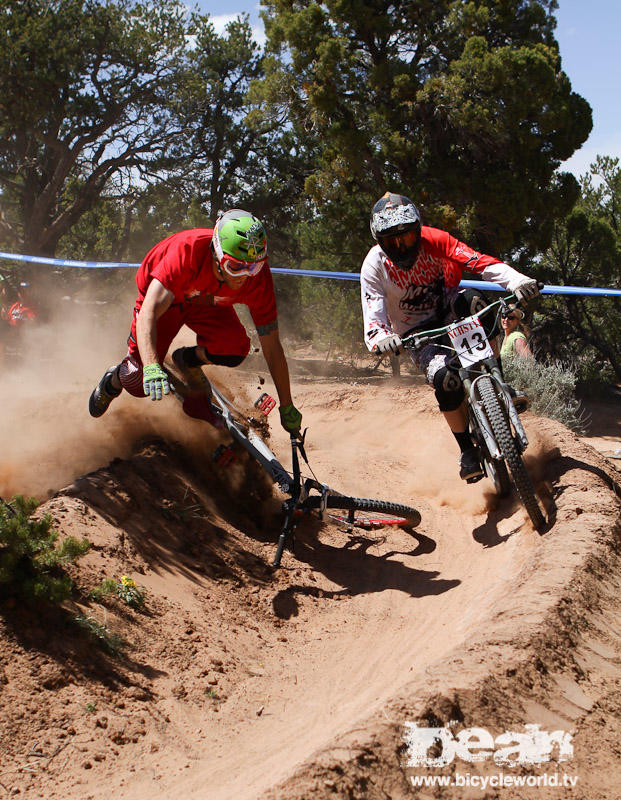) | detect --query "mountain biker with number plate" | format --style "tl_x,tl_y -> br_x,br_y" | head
361,192 -> 539,481
89,209 -> 302,436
